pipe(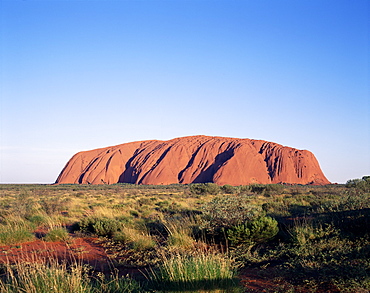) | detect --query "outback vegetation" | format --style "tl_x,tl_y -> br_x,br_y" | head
0,177 -> 368,292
